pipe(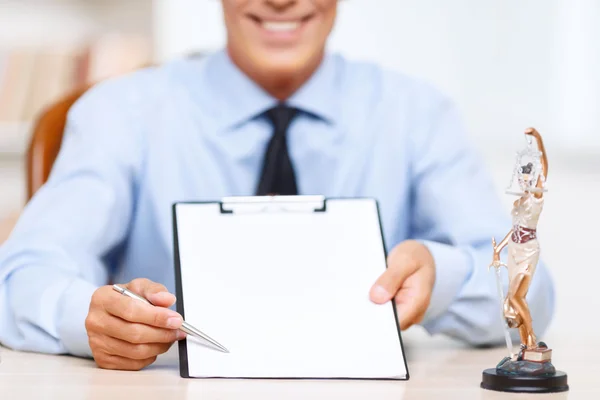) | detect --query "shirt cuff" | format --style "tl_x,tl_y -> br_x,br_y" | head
56,277 -> 98,358
418,240 -> 473,326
